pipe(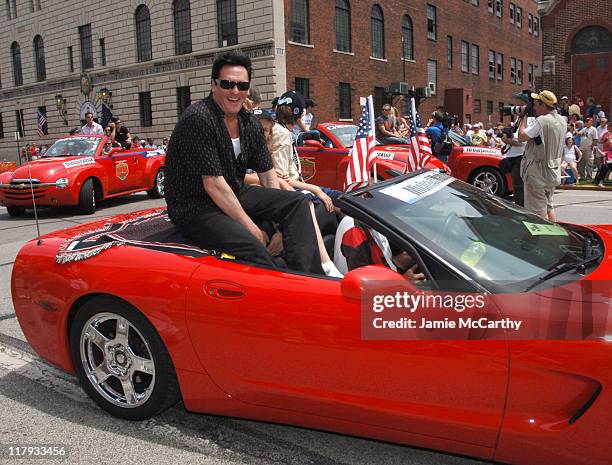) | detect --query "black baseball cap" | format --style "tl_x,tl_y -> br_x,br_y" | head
277,90 -> 305,117
253,108 -> 275,121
